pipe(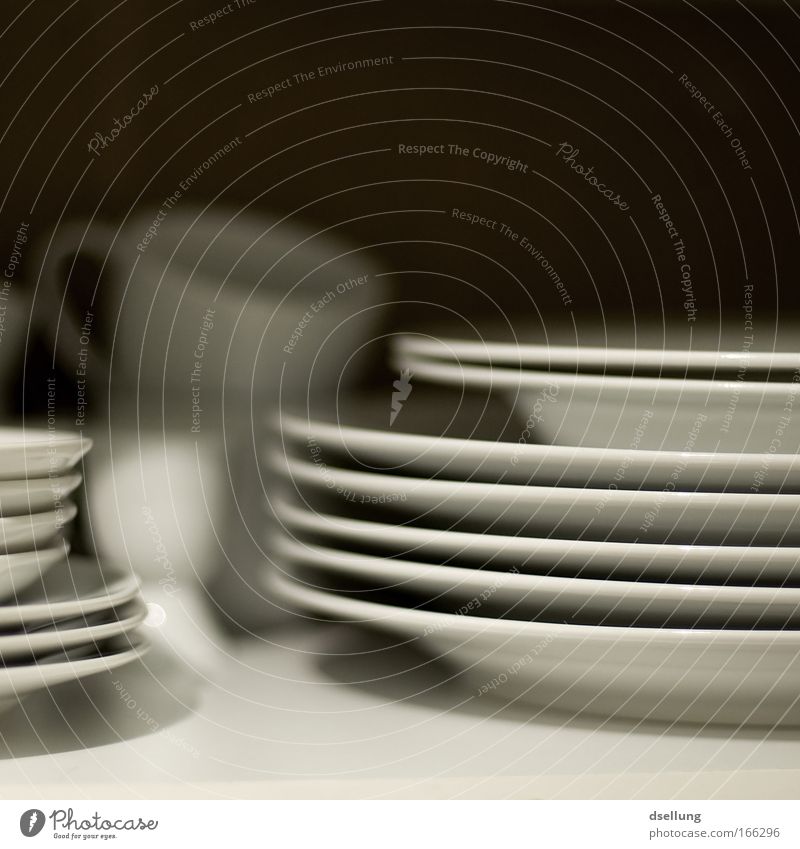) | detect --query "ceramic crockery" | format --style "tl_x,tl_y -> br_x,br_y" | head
275,536 -> 800,628
273,498 -> 800,584
274,575 -> 800,726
